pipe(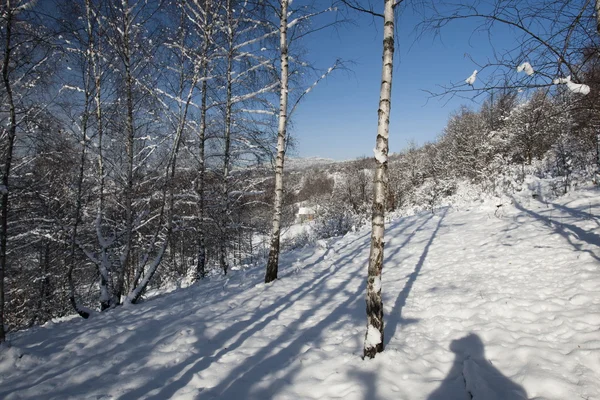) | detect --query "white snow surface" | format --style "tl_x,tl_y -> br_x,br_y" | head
1,185 -> 600,399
